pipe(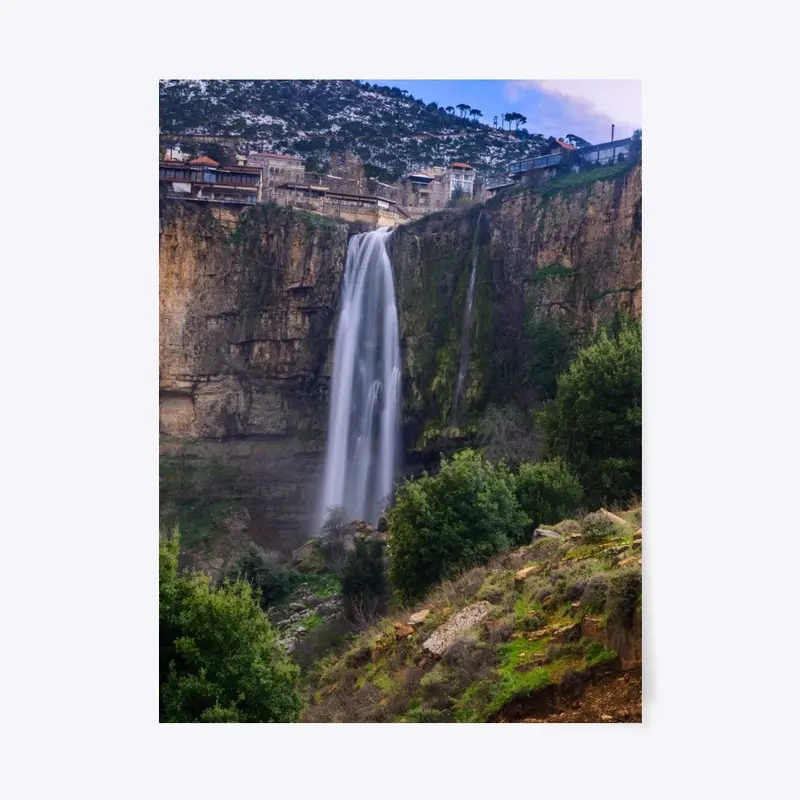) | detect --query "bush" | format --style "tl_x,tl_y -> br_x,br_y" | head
341,538 -> 387,623
582,511 -> 623,543
388,450 -> 529,603
226,544 -> 302,610
580,573 -> 609,612
159,531 -> 303,723
515,458 -> 583,533
539,315 -> 641,507
607,567 -> 642,629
